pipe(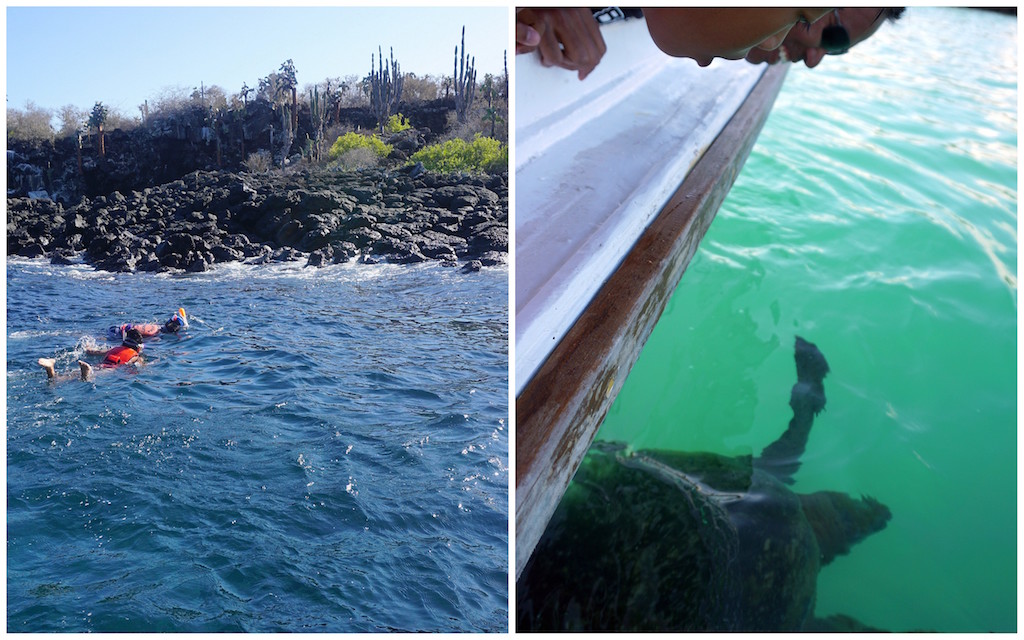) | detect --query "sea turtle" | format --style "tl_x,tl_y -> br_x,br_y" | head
517,336 -> 892,632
